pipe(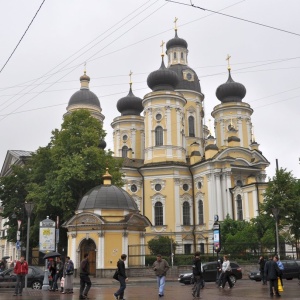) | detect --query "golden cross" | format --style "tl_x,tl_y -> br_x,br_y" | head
174,17 -> 178,30
129,70 -> 133,84
160,40 -> 165,56
226,54 -> 231,70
